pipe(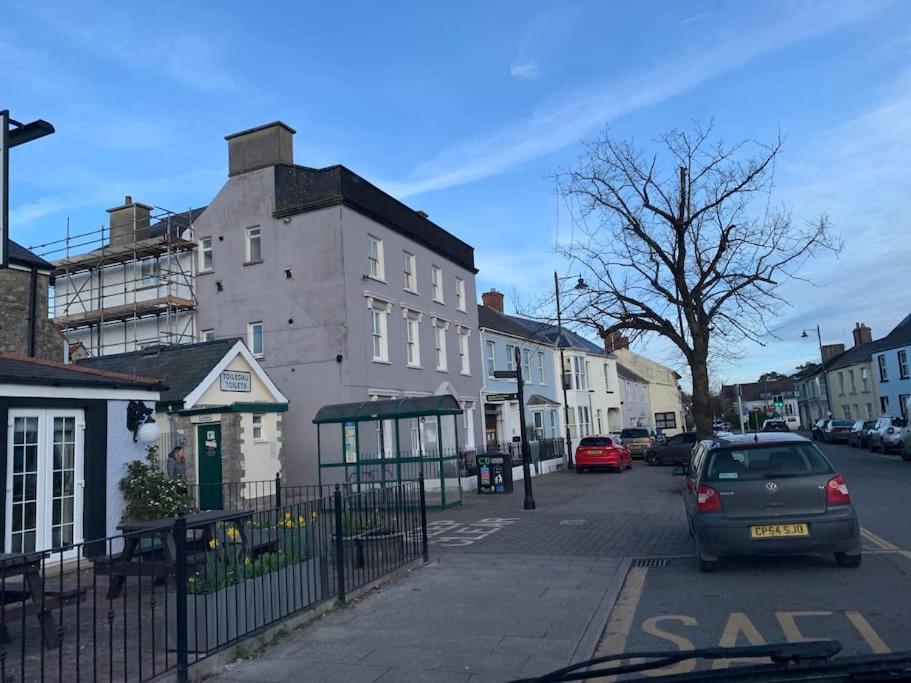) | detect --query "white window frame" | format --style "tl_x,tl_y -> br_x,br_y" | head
522,349 -> 532,383
137,257 -> 160,287
458,327 -> 471,375
486,341 -> 496,377
603,363 -> 610,392
462,401 -> 476,449
878,354 -> 888,382
861,367 -> 870,391
247,321 -> 264,358
405,314 -> 422,368
201,329 -> 215,342
252,414 -> 264,441
245,226 -> 262,263
849,369 -> 856,393
432,266 -> 444,303
538,352 -> 546,385
403,251 -> 417,292
434,322 -> 448,371
838,372 -> 845,395
198,237 -> 213,273
455,277 -> 466,312
371,308 -> 388,362
899,350 -> 909,379
506,345 -> 516,374
368,236 -> 385,281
